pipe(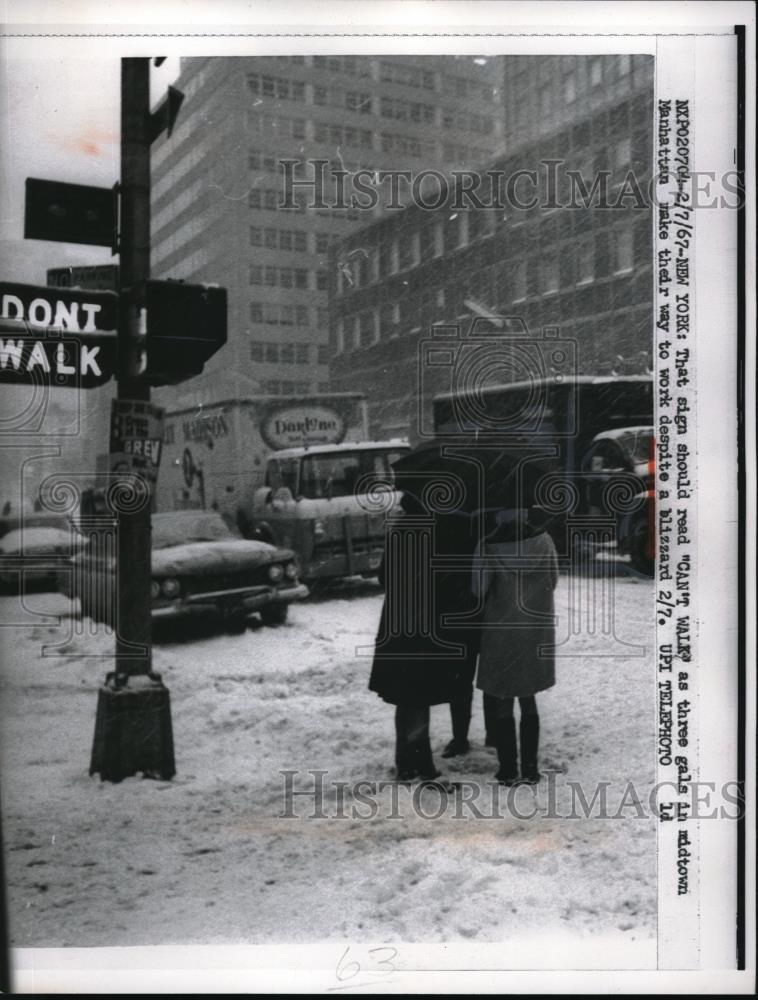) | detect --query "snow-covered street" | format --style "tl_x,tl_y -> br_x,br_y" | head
1,571 -> 656,952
